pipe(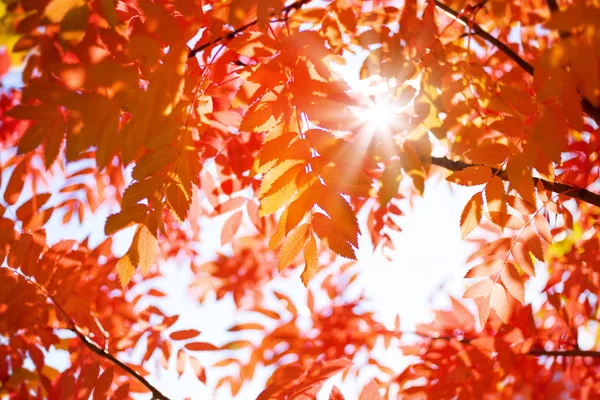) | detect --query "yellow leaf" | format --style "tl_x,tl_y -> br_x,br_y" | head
301,233 -> 319,286
259,181 -> 297,217
278,223 -> 310,271
44,0 -> 85,22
